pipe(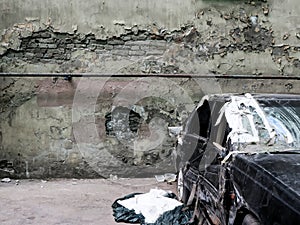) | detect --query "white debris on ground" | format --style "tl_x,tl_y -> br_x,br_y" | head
155,173 -> 177,183
1,177 -> 11,183
109,174 -> 118,181
117,189 -> 182,223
